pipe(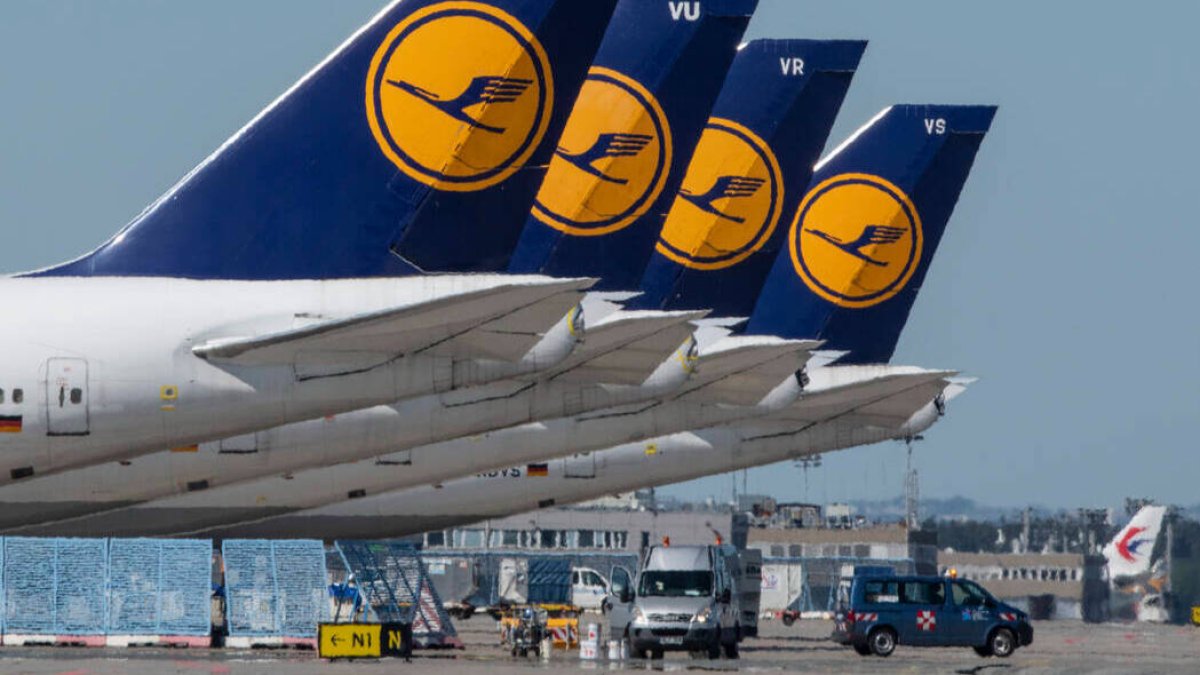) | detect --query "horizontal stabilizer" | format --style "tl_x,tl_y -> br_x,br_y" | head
193,277 -> 593,366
